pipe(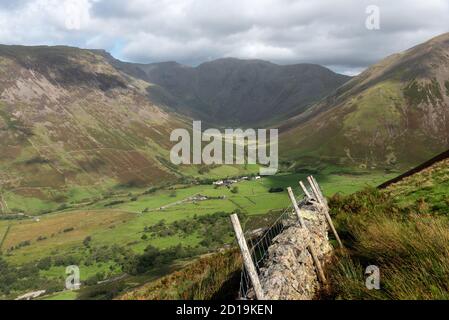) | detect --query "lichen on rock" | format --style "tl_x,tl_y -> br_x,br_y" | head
258,201 -> 333,300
